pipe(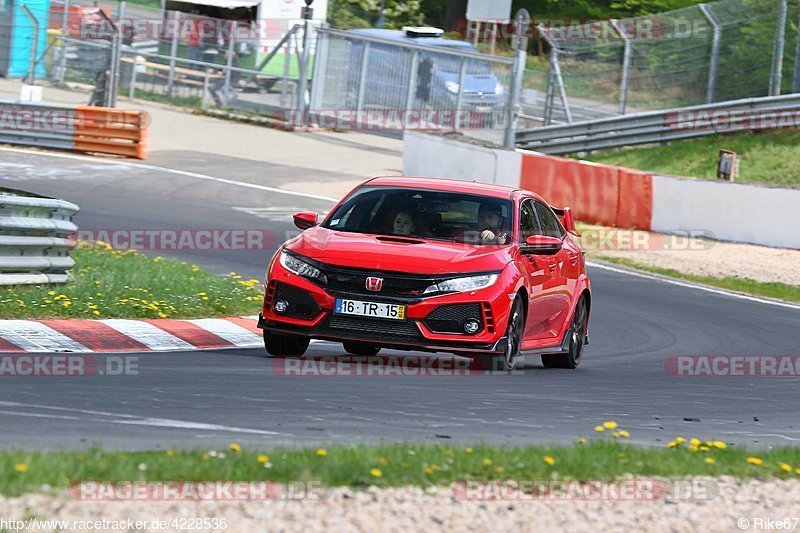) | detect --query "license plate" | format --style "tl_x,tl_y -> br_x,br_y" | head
334,299 -> 406,320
